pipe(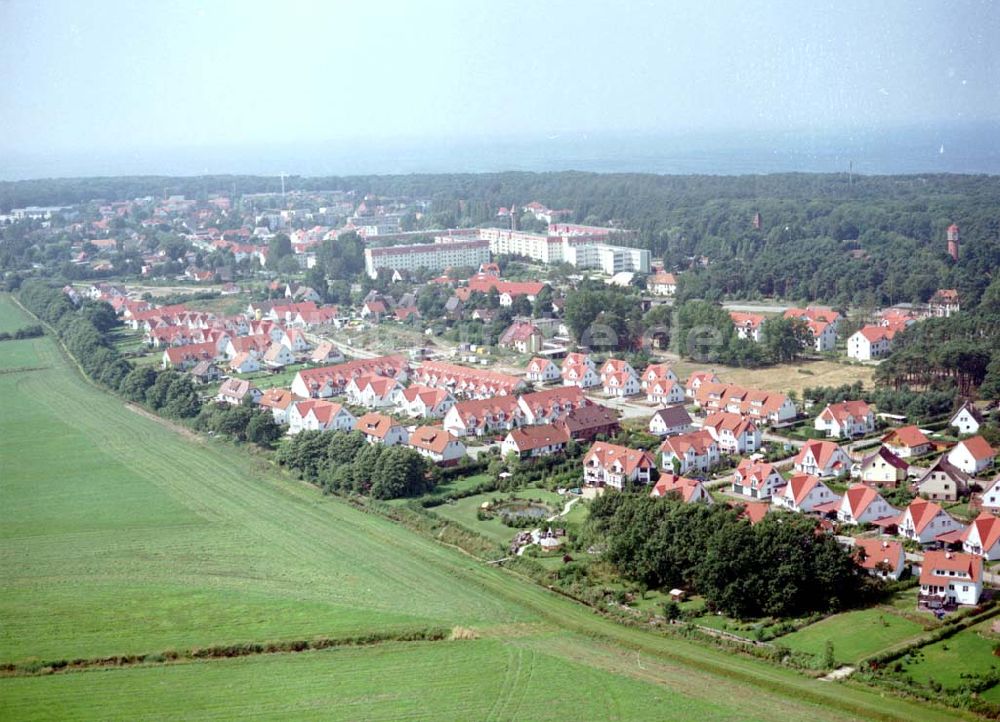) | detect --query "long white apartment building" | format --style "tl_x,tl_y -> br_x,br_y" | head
364,239 -> 490,278
439,227 -> 649,274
